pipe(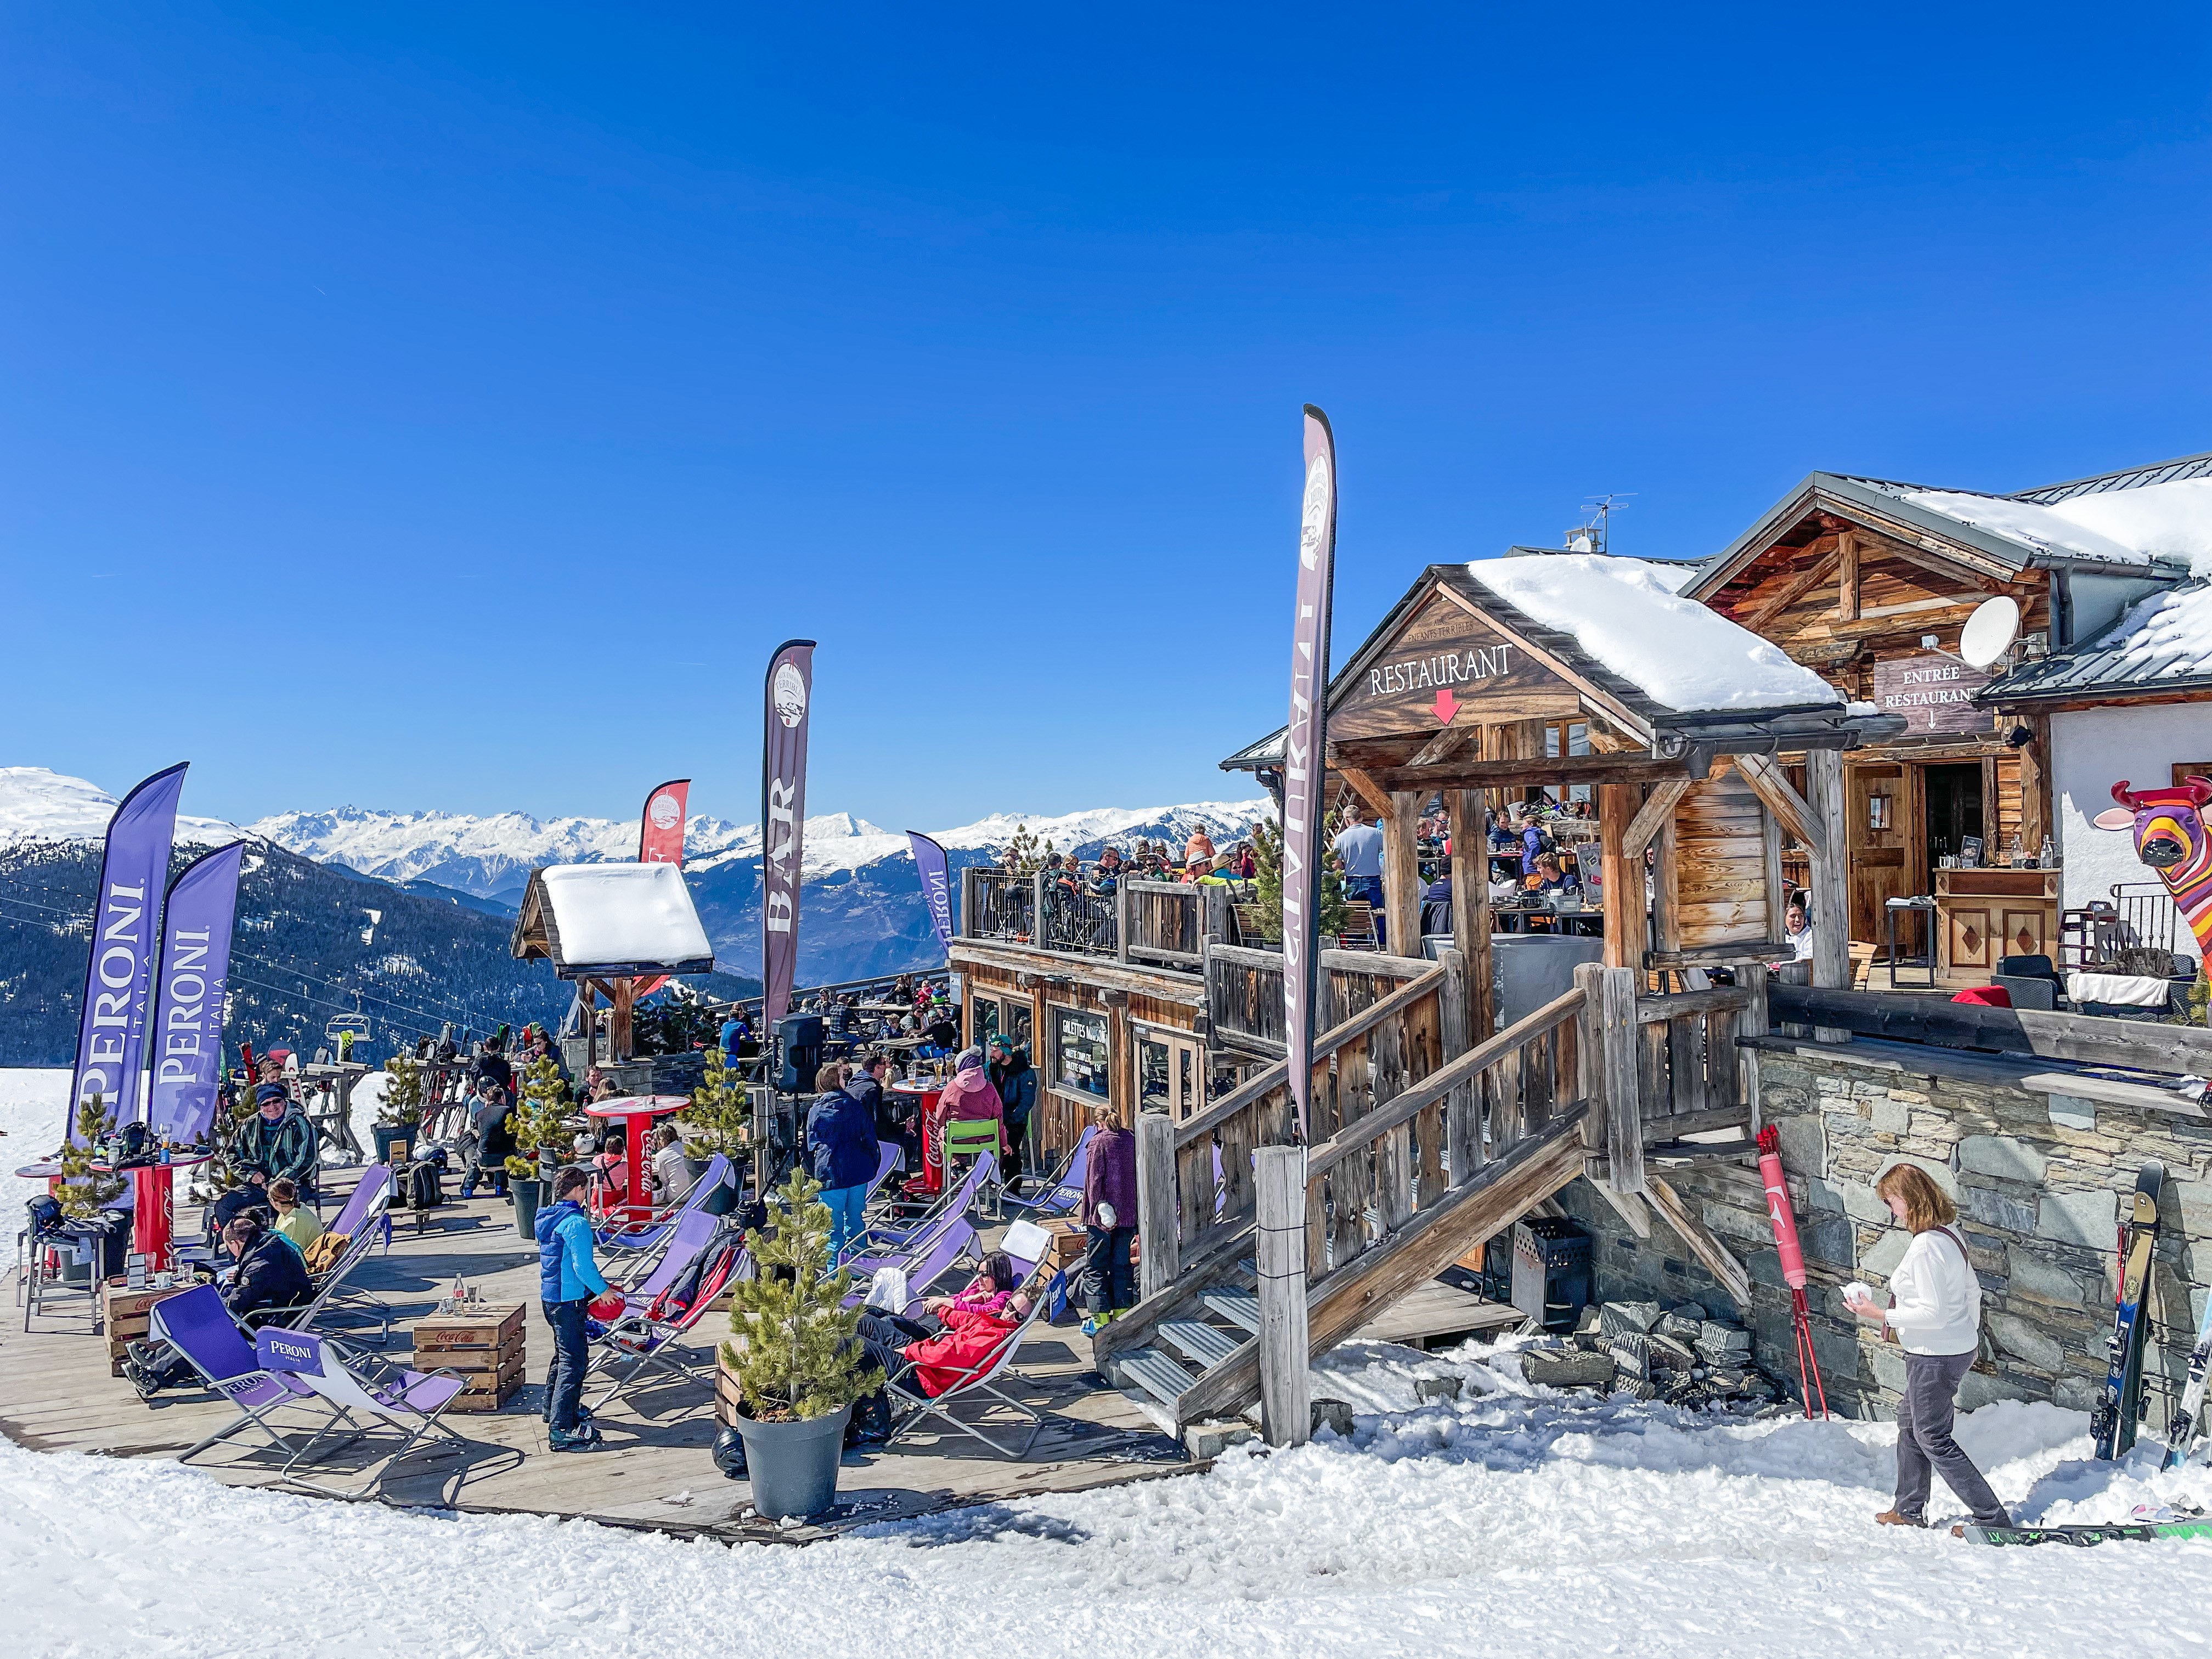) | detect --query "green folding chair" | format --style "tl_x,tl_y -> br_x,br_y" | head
942,1118 -> 1003,1208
